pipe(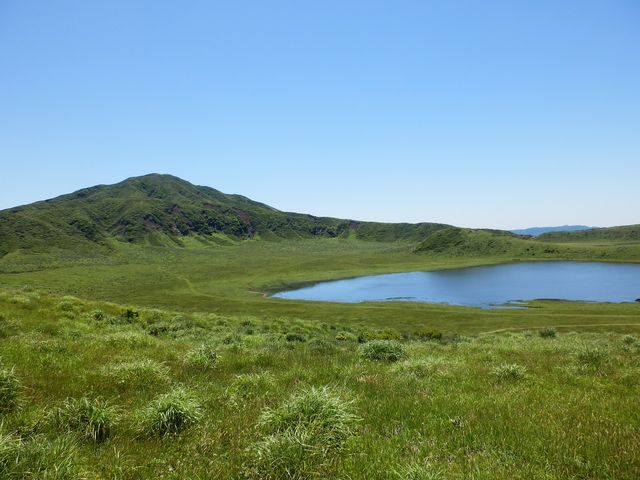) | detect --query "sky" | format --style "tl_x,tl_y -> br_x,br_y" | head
1,1 -> 639,230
